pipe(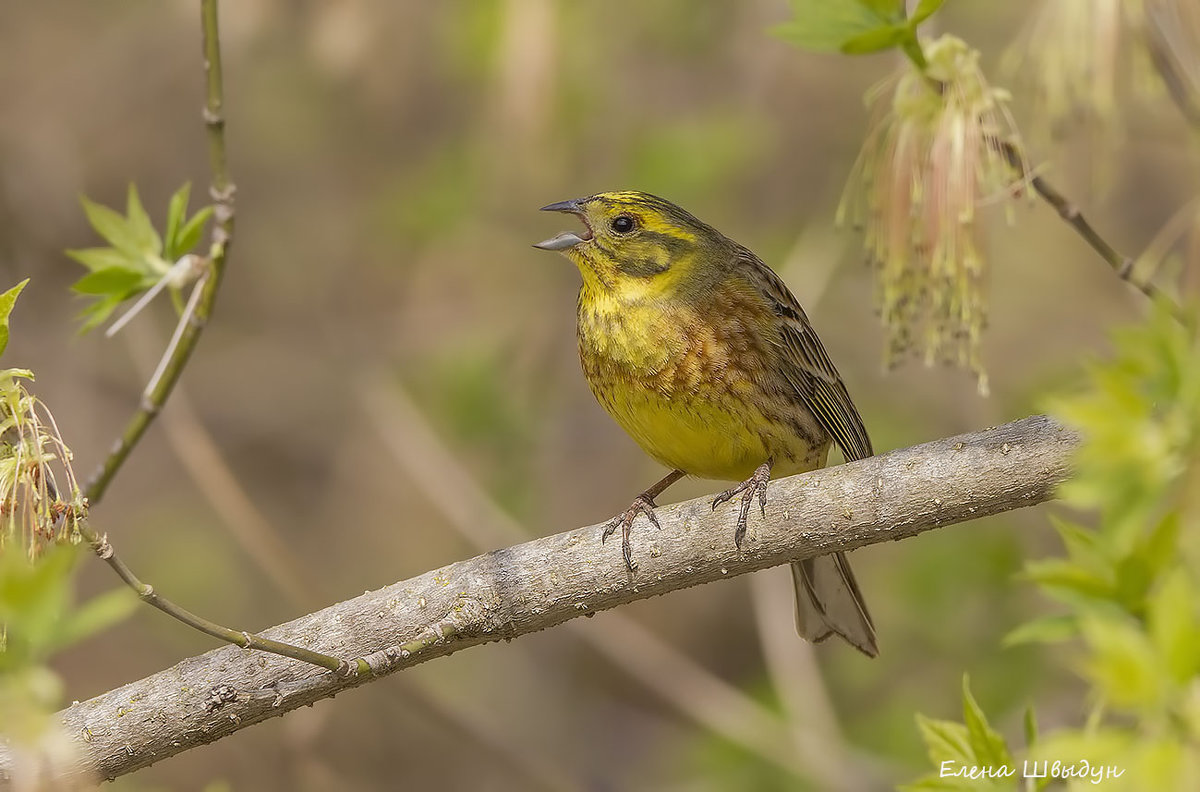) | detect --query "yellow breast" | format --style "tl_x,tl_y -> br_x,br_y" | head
577,284 -> 828,481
